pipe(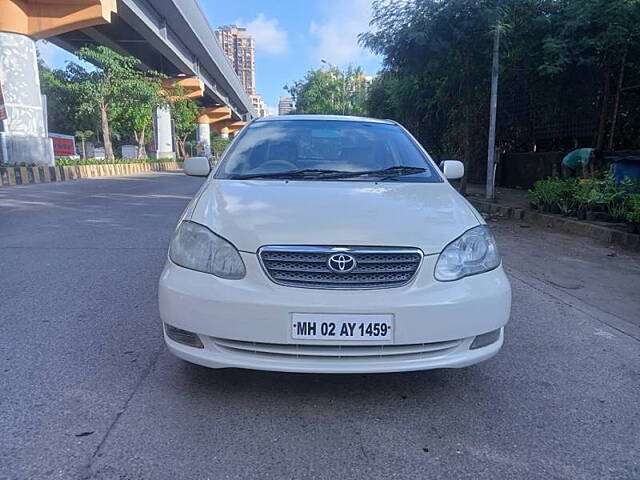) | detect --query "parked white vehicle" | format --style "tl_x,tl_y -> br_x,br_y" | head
159,115 -> 511,373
